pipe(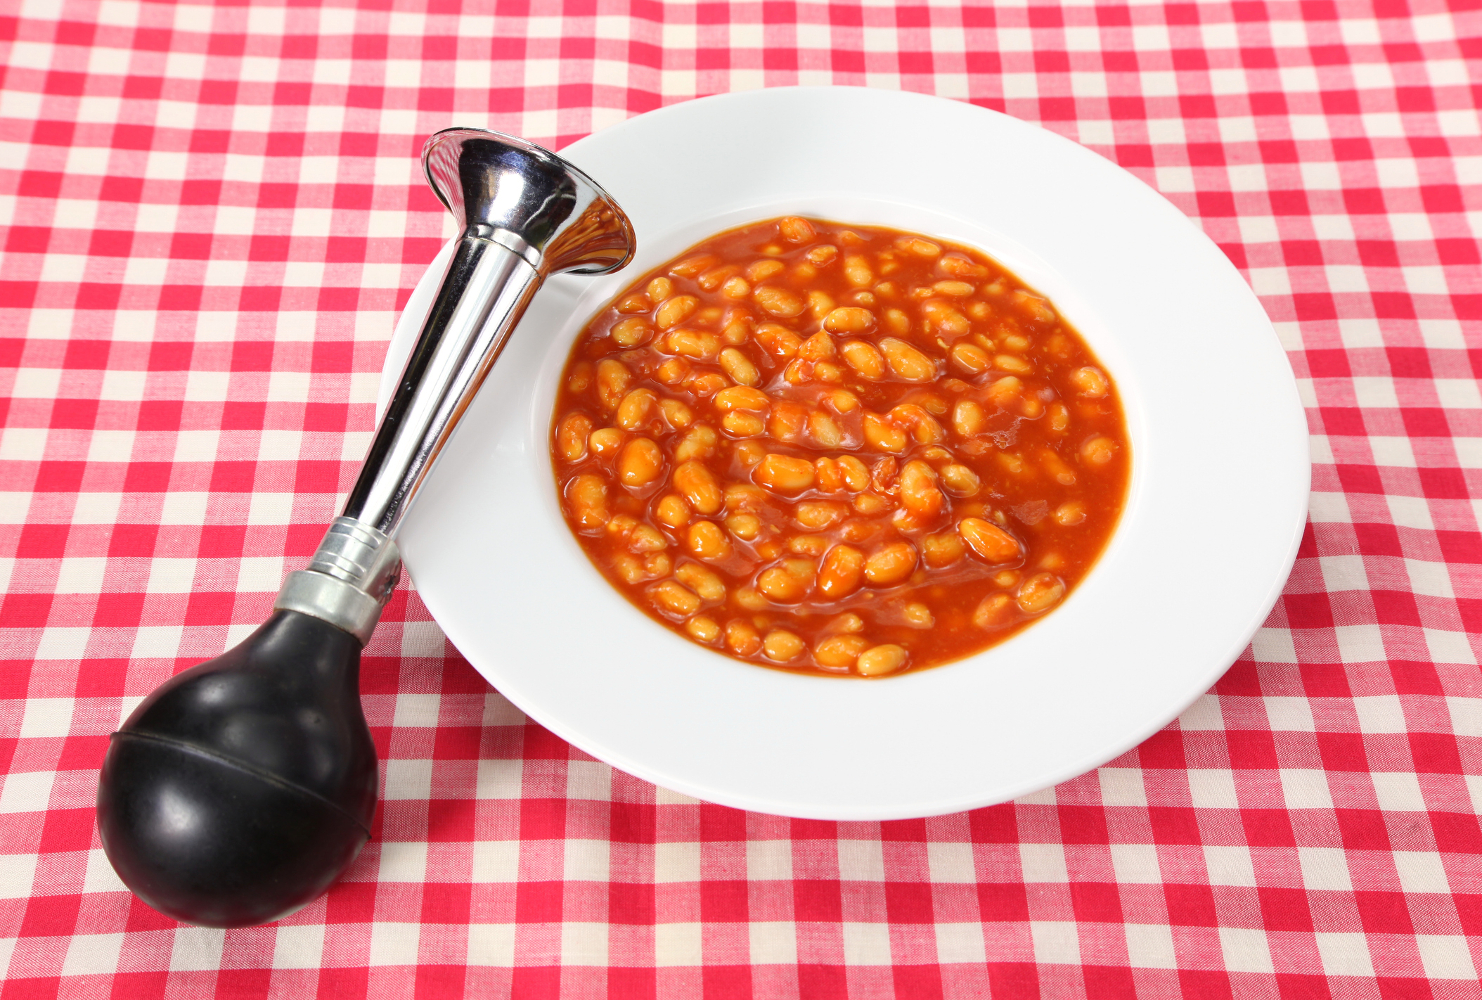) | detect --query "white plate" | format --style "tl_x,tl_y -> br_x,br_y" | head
378,87 -> 1309,820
